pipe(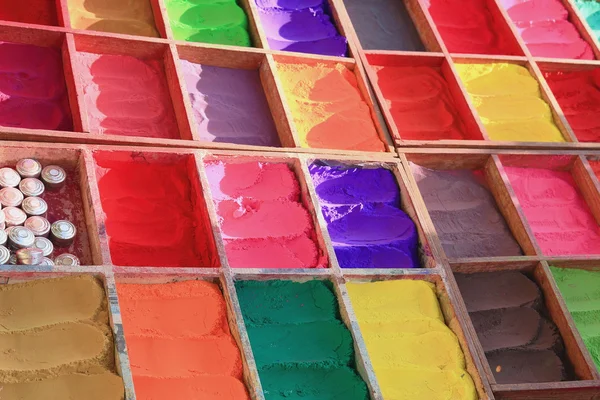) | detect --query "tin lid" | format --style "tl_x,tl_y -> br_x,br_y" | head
0,229 -> 6,246
25,216 -> 51,237
33,237 -> 53,257
3,207 -> 26,226
0,245 -> 9,264
0,187 -> 24,207
0,167 -> 21,188
16,159 -> 42,178
51,220 -> 76,240
19,178 -> 45,197
39,257 -> 55,266
16,248 -> 44,265
21,197 -> 48,216
8,226 -> 35,248
54,253 -> 80,266
41,165 -> 66,186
